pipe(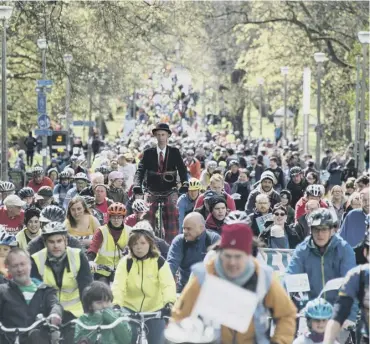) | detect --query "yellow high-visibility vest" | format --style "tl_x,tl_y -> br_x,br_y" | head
95,225 -> 129,277
32,247 -> 83,317
16,228 -> 41,251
